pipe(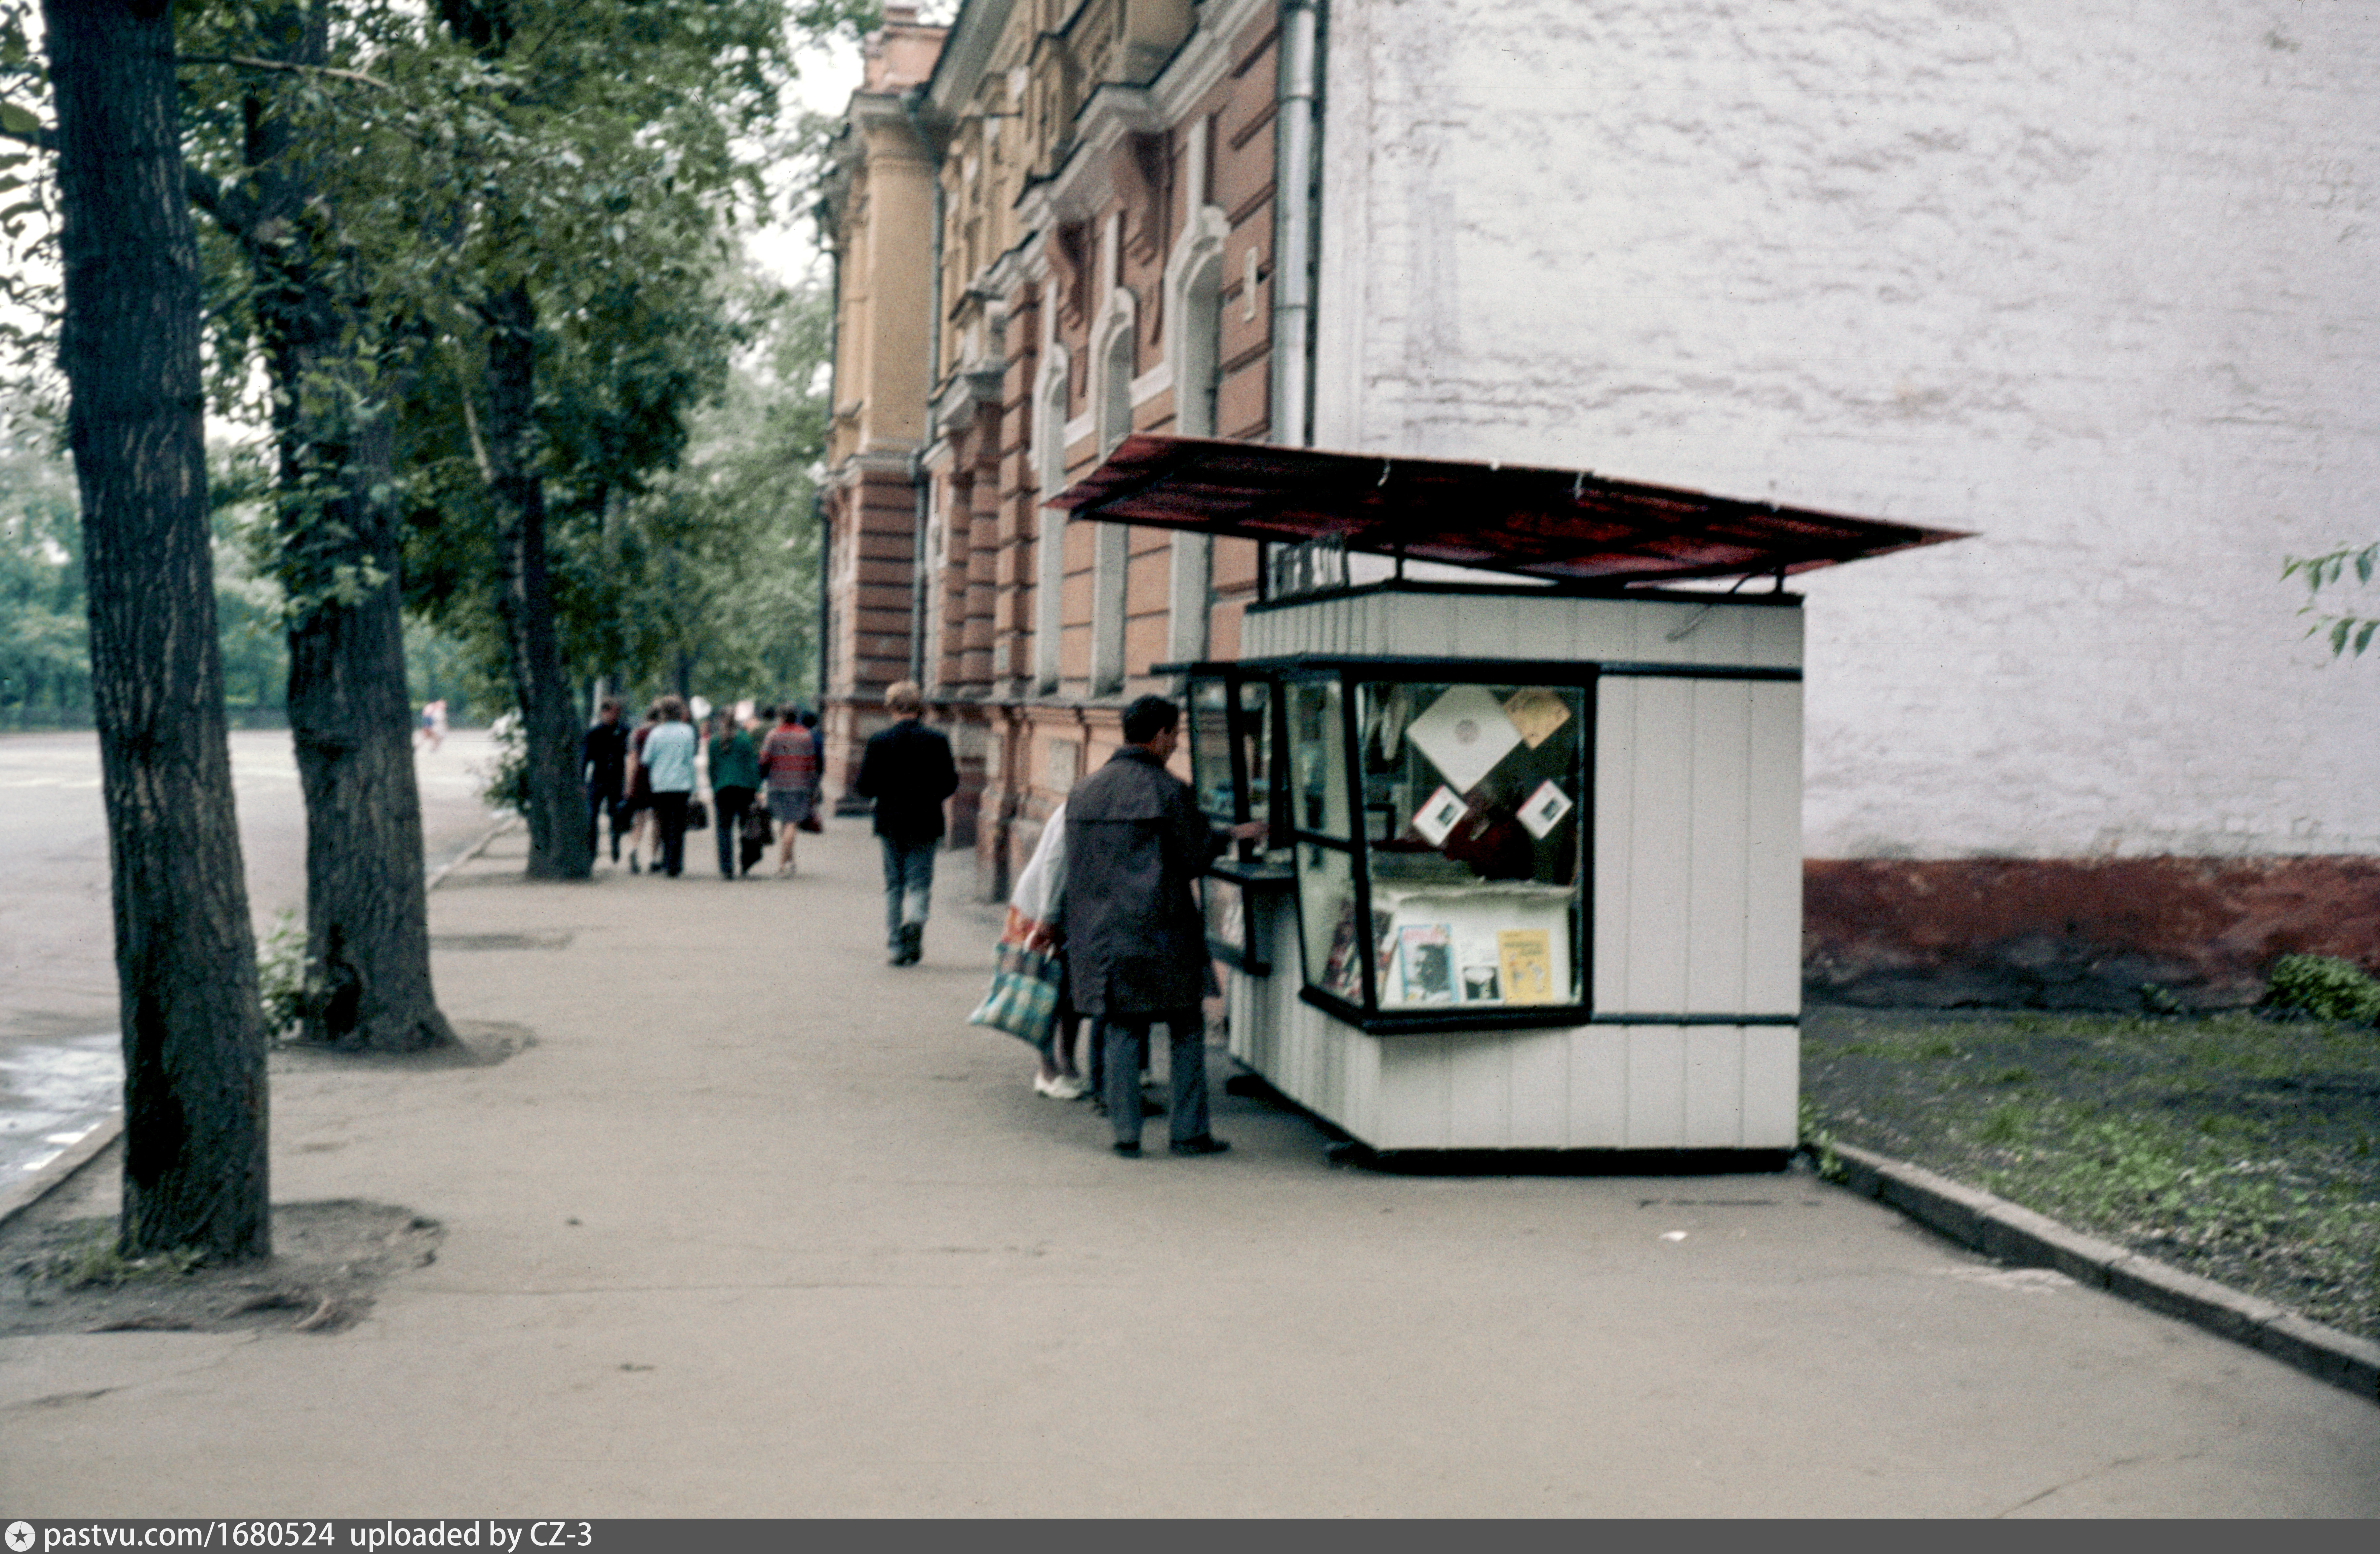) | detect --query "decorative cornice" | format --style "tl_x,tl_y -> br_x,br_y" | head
931,364 -> 1008,436
1038,83 -> 1166,223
